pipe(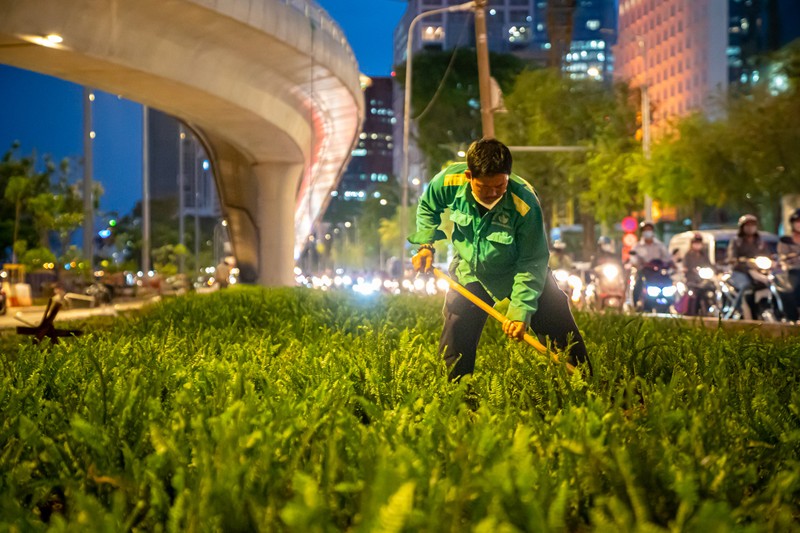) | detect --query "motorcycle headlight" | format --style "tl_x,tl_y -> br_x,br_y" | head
698,267 -> 714,280
554,269 -> 569,282
662,286 -> 677,297
754,256 -> 772,270
646,286 -> 662,297
568,275 -> 583,290
602,264 -> 620,280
